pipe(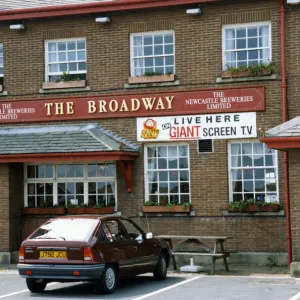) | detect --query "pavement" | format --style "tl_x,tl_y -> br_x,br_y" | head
0,263 -> 291,277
